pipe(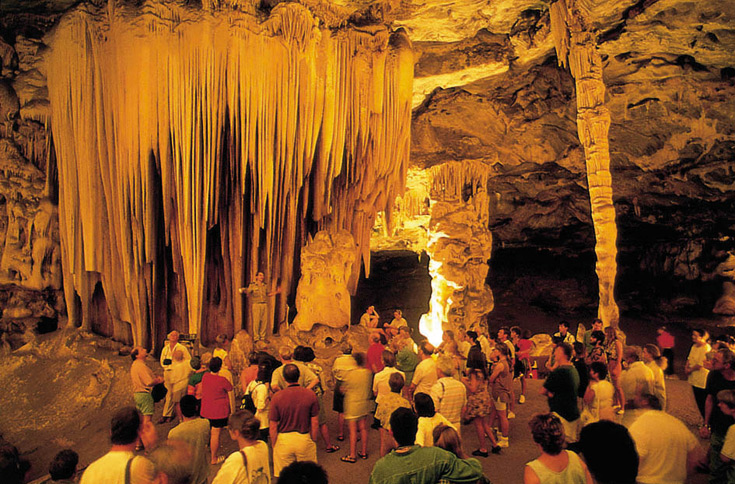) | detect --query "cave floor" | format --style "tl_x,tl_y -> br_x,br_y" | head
3,308 -> 726,483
